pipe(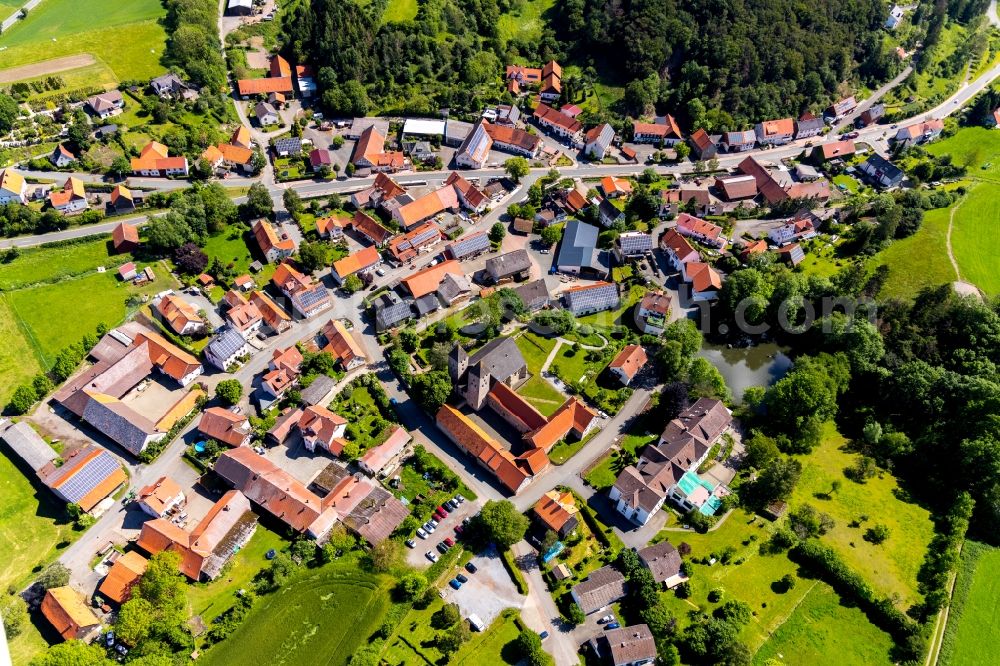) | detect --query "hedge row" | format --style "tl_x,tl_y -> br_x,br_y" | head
501,548 -> 528,595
